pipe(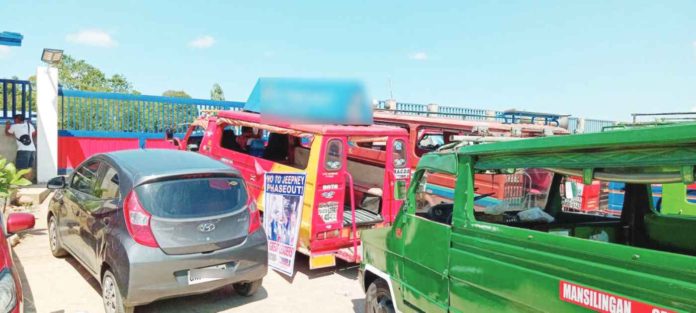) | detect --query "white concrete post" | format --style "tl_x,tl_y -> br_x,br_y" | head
485,110 -> 496,121
385,99 -> 397,111
36,66 -> 59,183
576,117 -> 586,134
427,103 -> 439,117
